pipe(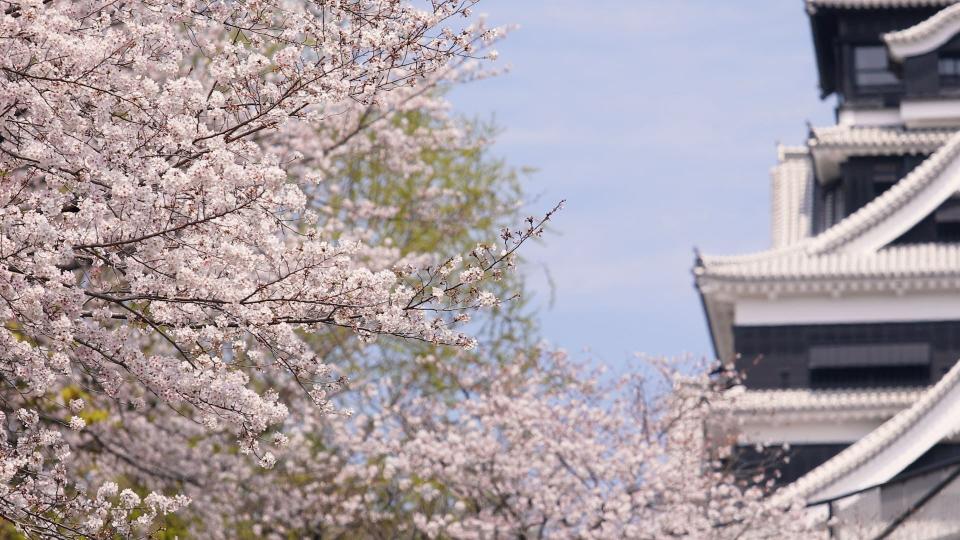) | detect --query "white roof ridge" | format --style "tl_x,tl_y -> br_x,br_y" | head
733,386 -> 929,400
728,387 -> 924,414
696,245 -> 805,268
697,242 -> 960,282
777,144 -> 810,162
809,125 -> 955,152
808,0 -> 958,11
885,3 -> 960,60
773,358 -> 960,505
